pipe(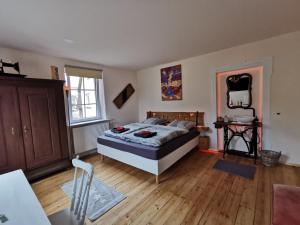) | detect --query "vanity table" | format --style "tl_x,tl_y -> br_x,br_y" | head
214,73 -> 262,163
214,120 -> 262,163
